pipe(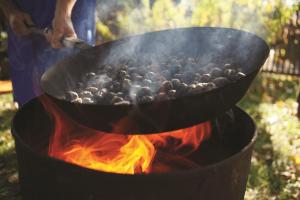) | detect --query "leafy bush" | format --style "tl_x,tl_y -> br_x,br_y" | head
97,0 -> 298,45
